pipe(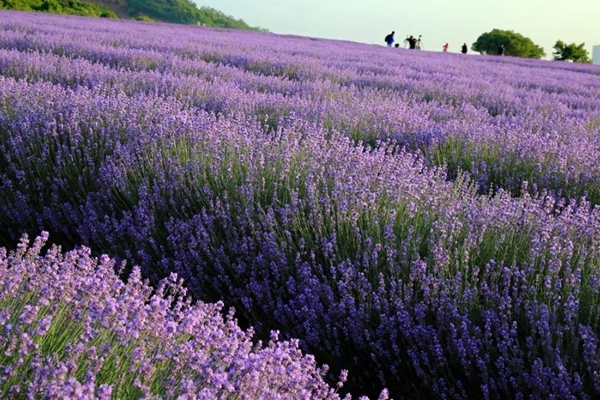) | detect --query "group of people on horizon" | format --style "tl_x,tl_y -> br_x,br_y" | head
385,31 -> 506,56
441,42 -> 468,54
384,32 -> 422,50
